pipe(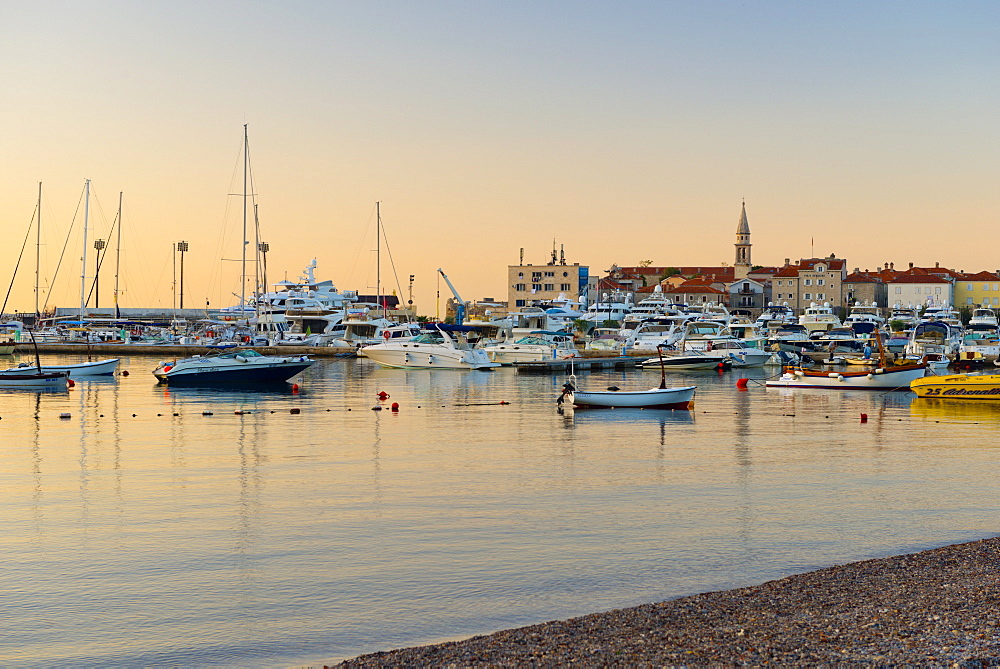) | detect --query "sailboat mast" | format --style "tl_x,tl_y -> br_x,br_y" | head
241,123 -> 248,316
376,201 -> 382,319
114,191 -> 122,319
35,182 -> 41,322
80,178 -> 91,323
